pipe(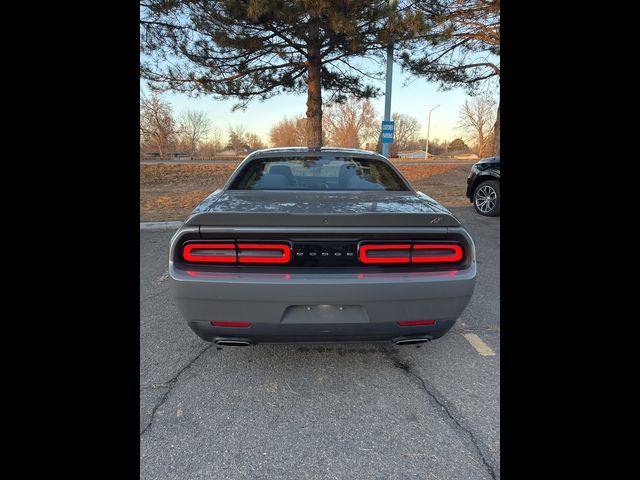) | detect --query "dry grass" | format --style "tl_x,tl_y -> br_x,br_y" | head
410,165 -> 473,208
140,164 -> 238,188
140,163 -> 471,221
396,164 -> 460,183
